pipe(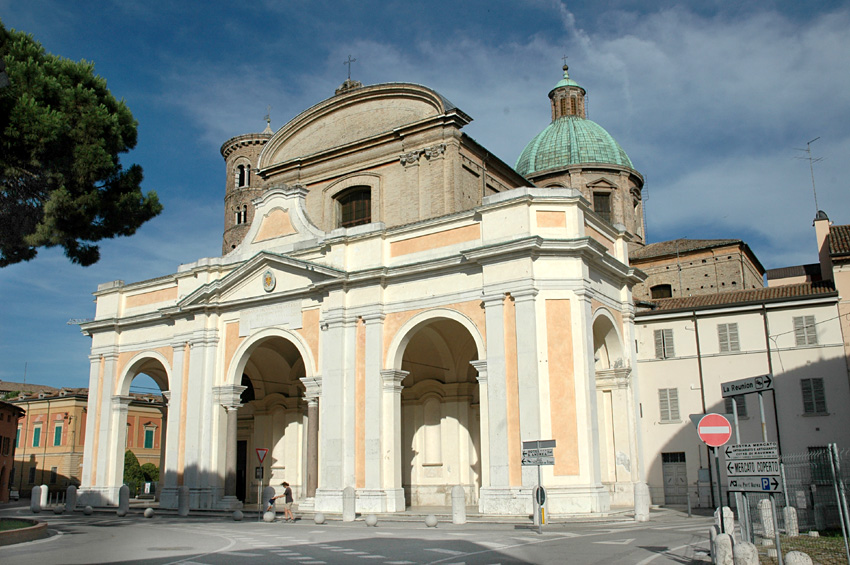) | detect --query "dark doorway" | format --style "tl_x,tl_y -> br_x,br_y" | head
236,440 -> 247,501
